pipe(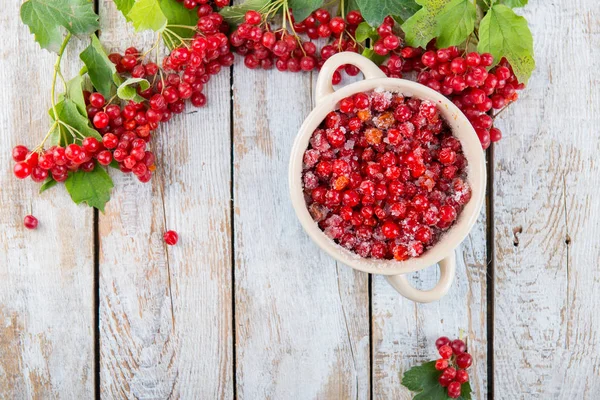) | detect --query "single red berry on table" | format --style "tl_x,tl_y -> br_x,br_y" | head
24,215 -> 38,230
164,230 -> 179,245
